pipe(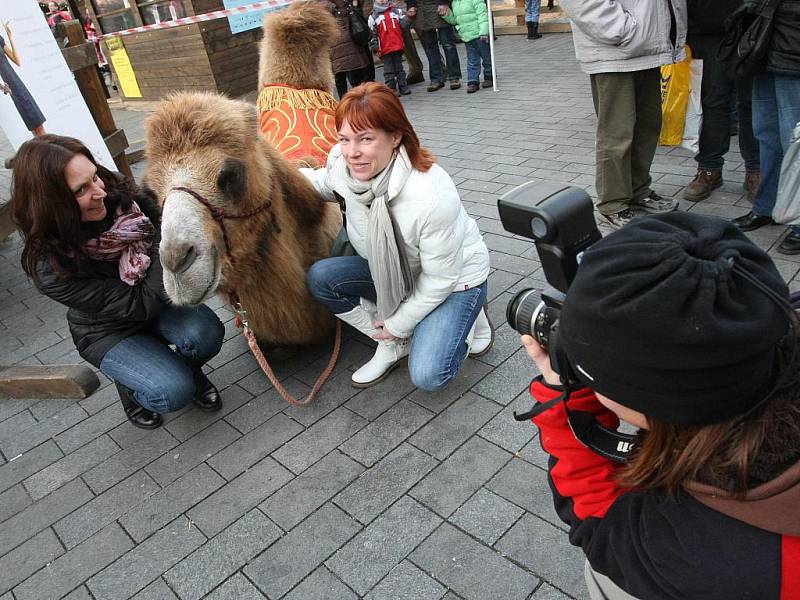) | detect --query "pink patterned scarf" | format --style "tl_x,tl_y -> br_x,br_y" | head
81,201 -> 155,286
